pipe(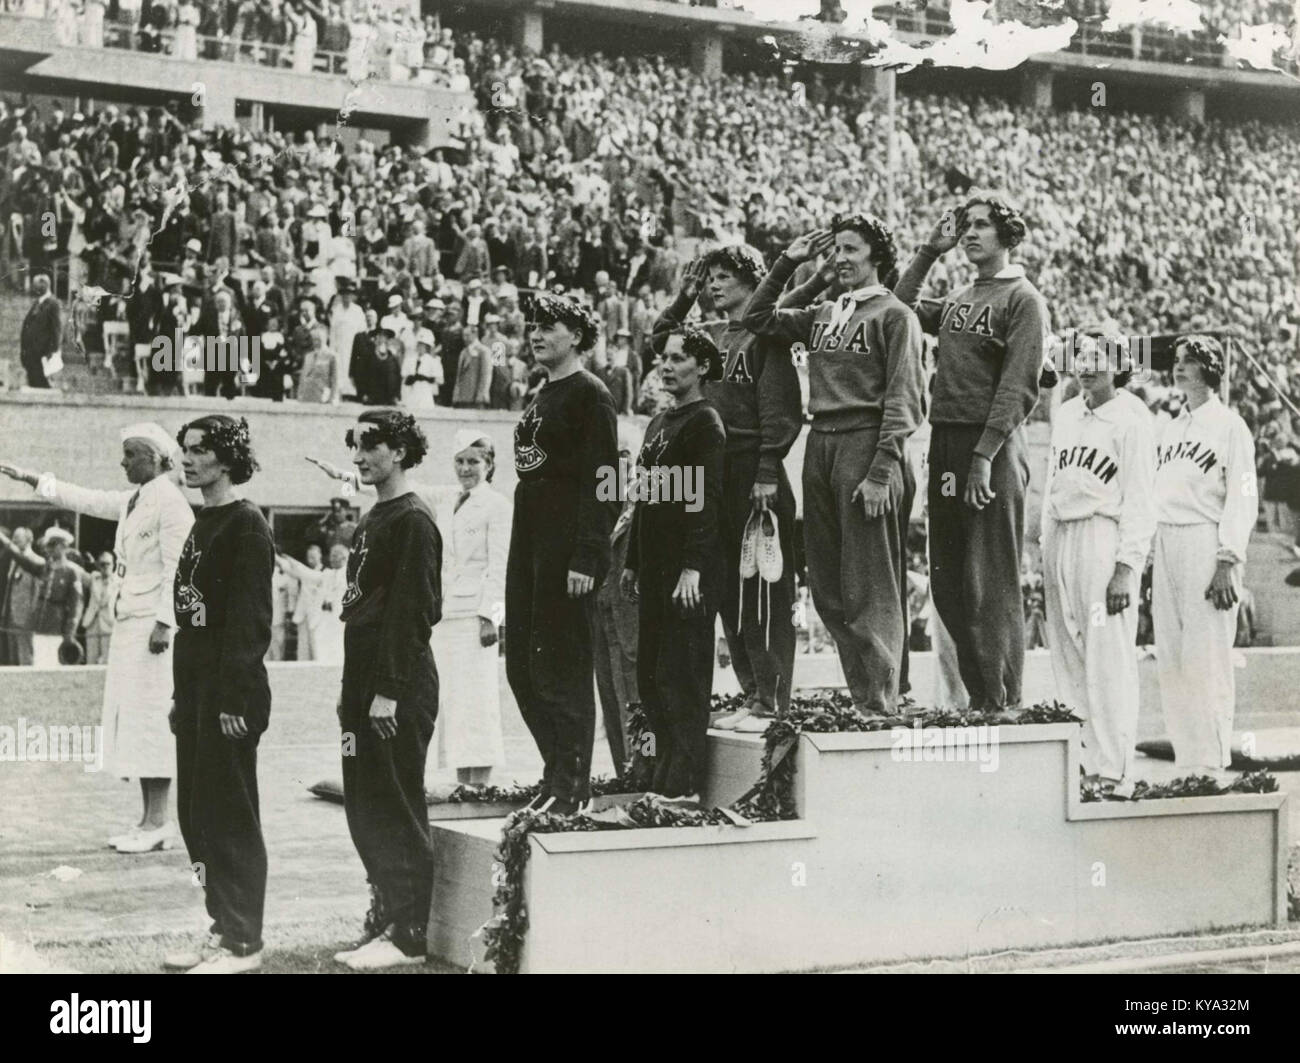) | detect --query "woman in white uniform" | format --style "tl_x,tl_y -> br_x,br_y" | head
1041,334 -> 1156,795
1152,335 -> 1257,778
306,429 -> 509,786
0,423 -> 194,853
426,431 -> 510,785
